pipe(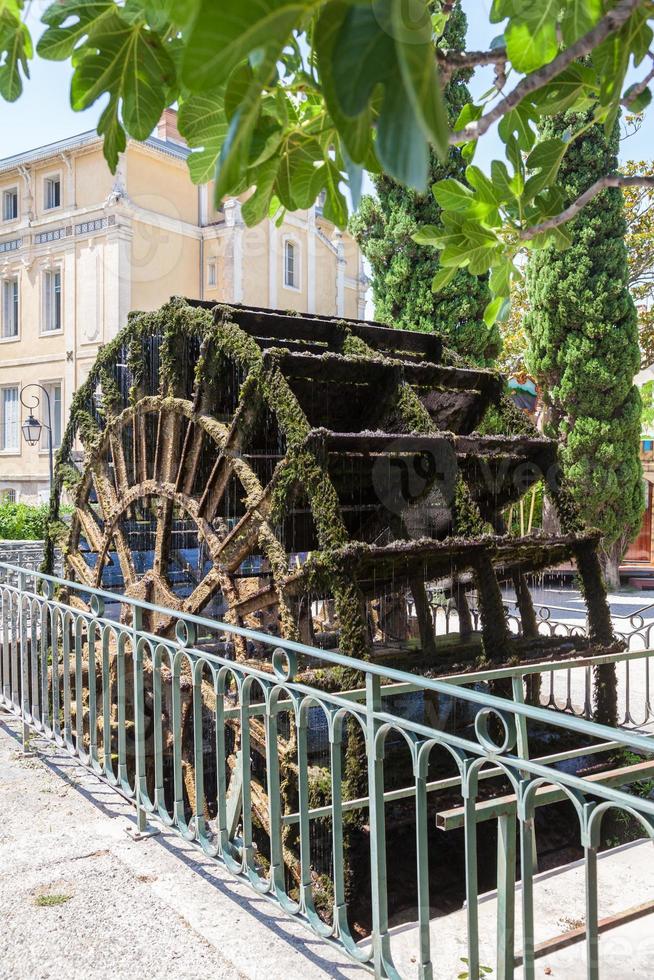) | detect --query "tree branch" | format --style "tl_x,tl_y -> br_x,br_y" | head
448,0 -> 643,145
437,47 -> 507,84
621,54 -> 654,108
520,176 -> 654,240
